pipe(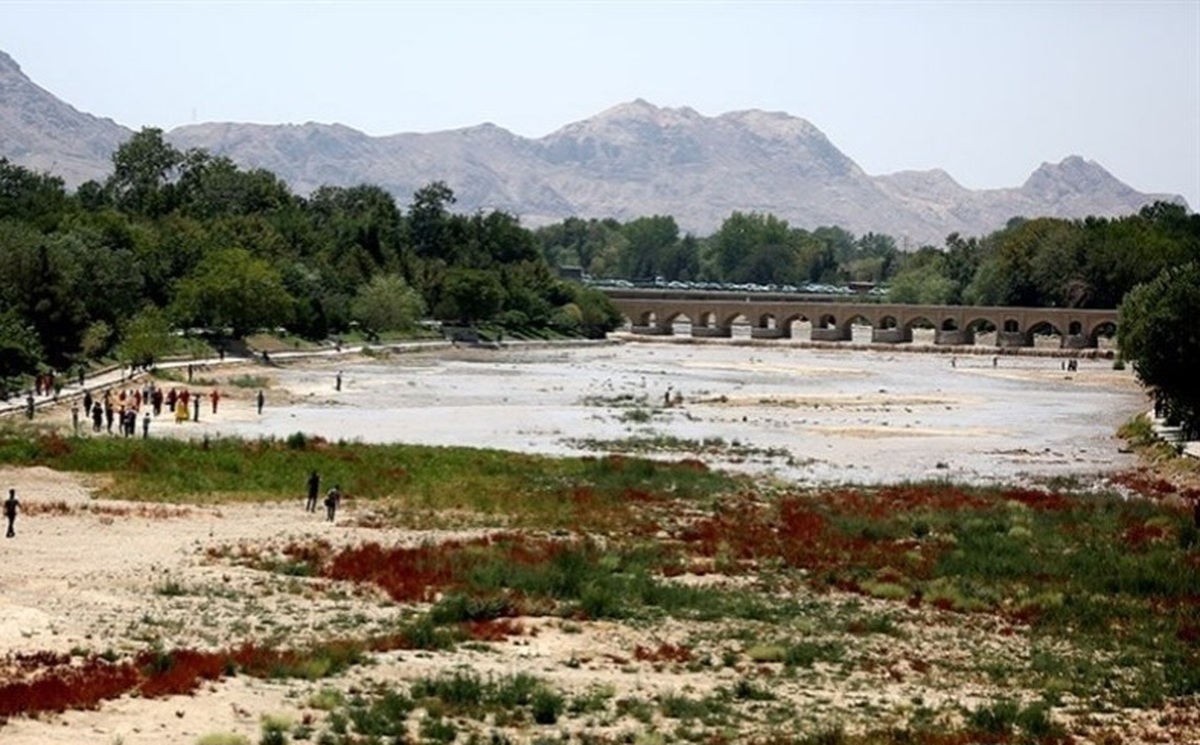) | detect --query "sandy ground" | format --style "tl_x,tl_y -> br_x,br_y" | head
0,340 -> 1187,744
